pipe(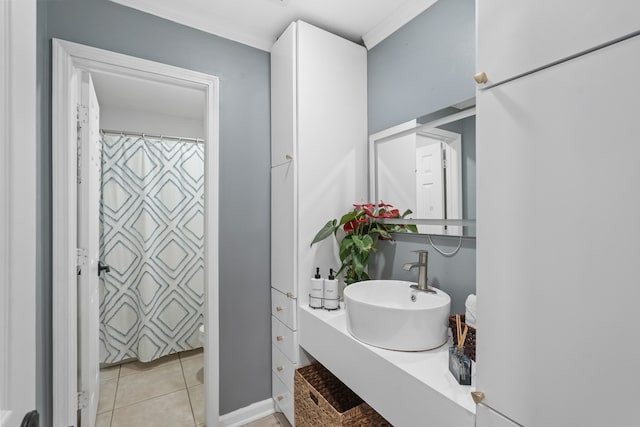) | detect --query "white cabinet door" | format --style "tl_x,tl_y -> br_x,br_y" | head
477,0 -> 640,84
271,22 -> 296,167
296,21 -> 367,306
0,0 -> 37,424
476,405 -> 520,427
476,35 -> 640,427
271,162 -> 296,297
